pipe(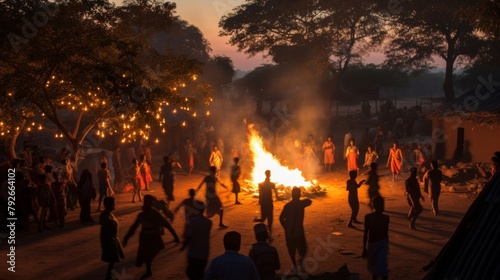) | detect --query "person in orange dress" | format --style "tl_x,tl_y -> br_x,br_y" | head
345,139 -> 359,172
139,154 -> 153,191
127,158 -> 143,203
386,141 -> 404,181
322,136 -> 335,172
